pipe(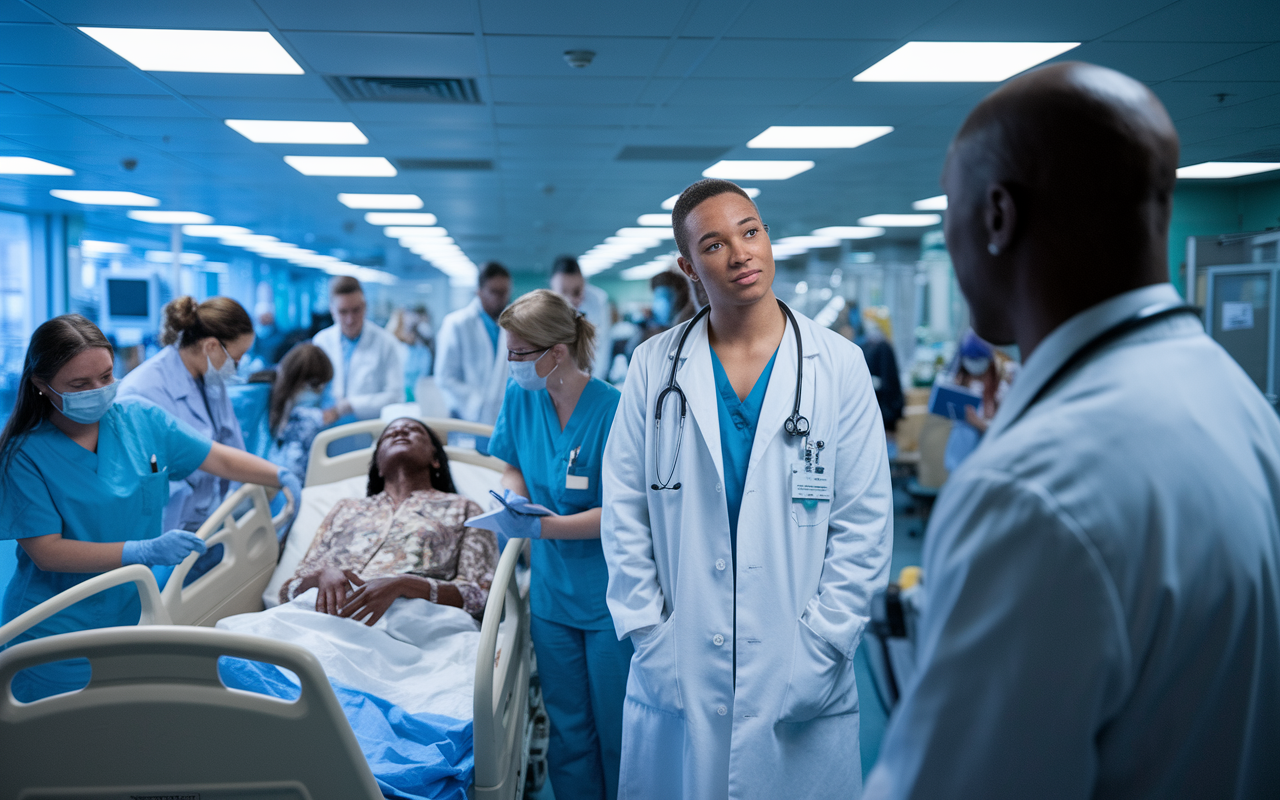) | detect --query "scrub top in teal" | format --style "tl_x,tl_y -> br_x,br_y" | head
0,401 -> 210,696
710,346 -> 778,555
489,378 -> 620,630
